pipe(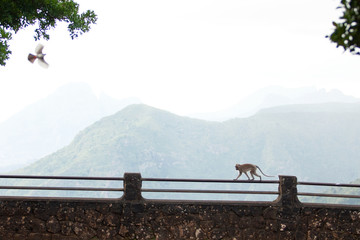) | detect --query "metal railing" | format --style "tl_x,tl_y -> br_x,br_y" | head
298,181 -> 360,200
0,175 -> 124,196
0,174 -> 358,205
142,177 -> 279,196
